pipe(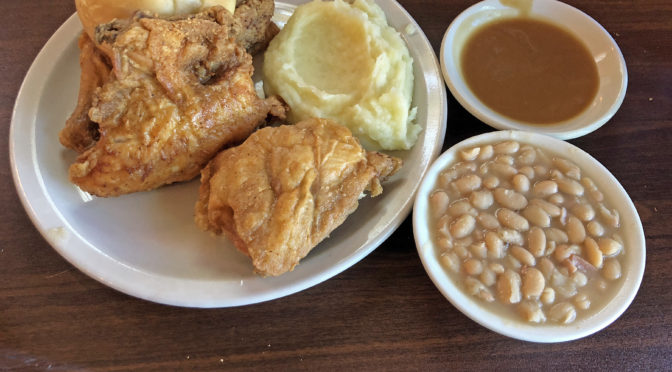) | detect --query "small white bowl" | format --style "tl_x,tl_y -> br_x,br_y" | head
440,0 -> 627,139
413,131 -> 645,342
